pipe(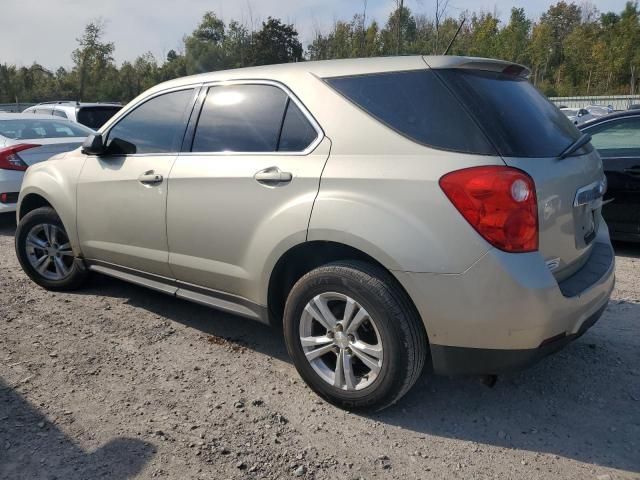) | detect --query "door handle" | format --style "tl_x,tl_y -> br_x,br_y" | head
138,170 -> 163,185
254,167 -> 292,186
